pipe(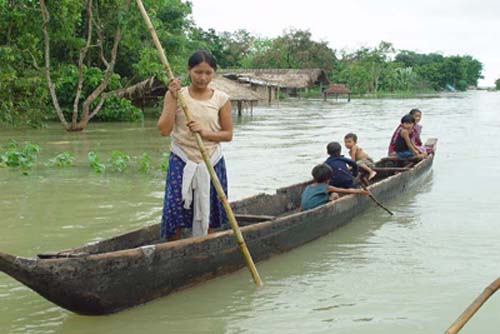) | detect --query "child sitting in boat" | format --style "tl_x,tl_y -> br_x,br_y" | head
344,133 -> 377,181
409,108 -> 432,154
300,164 -> 368,211
392,114 -> 426,159
388,108 -> 429,156
324,141 -> 358,188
